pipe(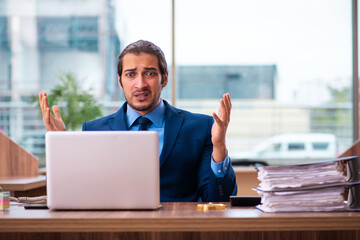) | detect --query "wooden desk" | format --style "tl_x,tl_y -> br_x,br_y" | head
0,176 -> 46,197
1,202 -> 360,240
